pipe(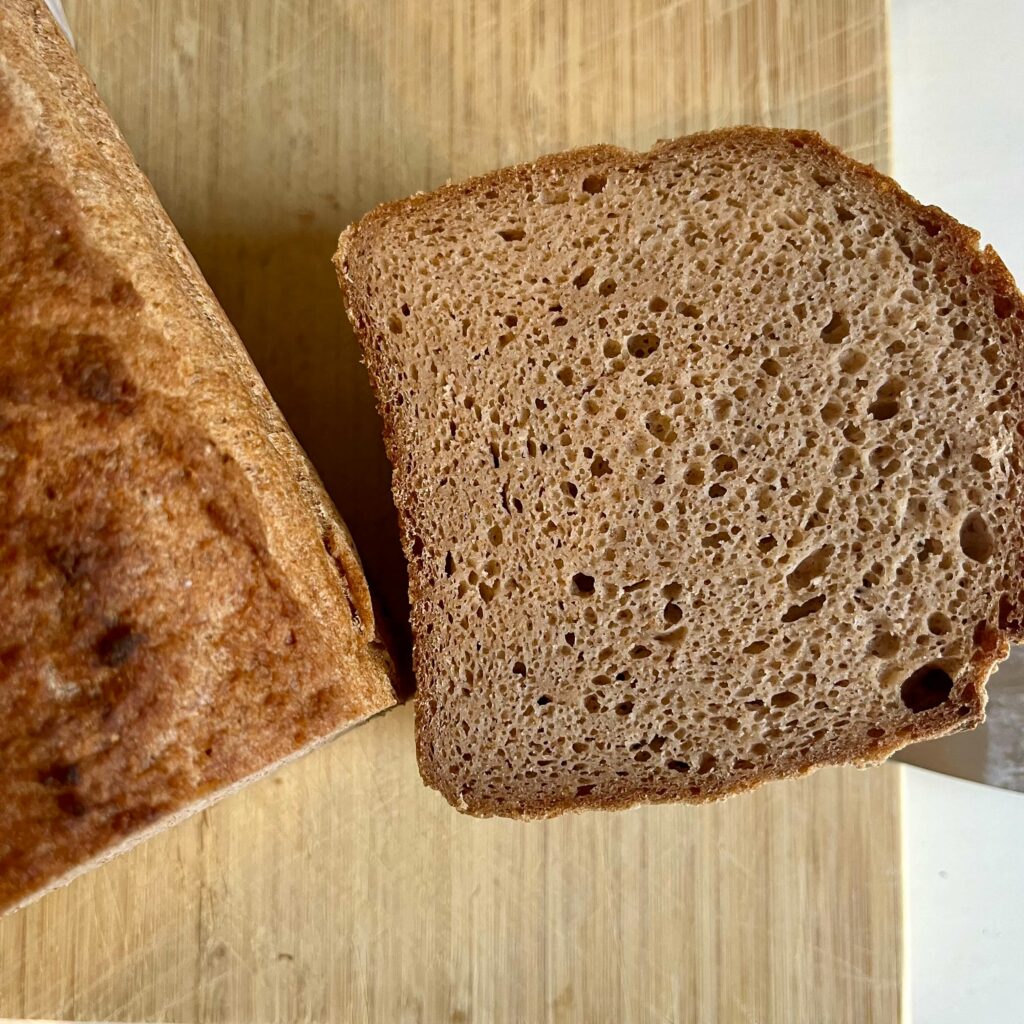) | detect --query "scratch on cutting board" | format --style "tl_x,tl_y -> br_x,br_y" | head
550,0 -> 694,67
809,942 -> 884,984
725,991 -> 761,1024
784,66 -> 882,106
172,16 -> 335,133
715,845 -> 757,880
811,10 -> 883,48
